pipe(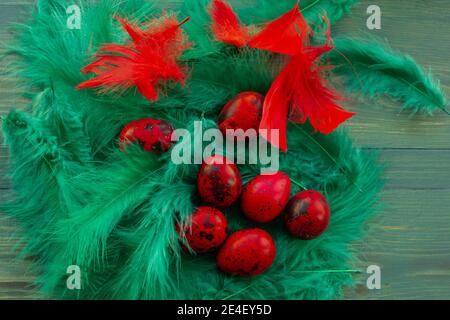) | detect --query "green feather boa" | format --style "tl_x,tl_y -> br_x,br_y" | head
3,0 -> 442,299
